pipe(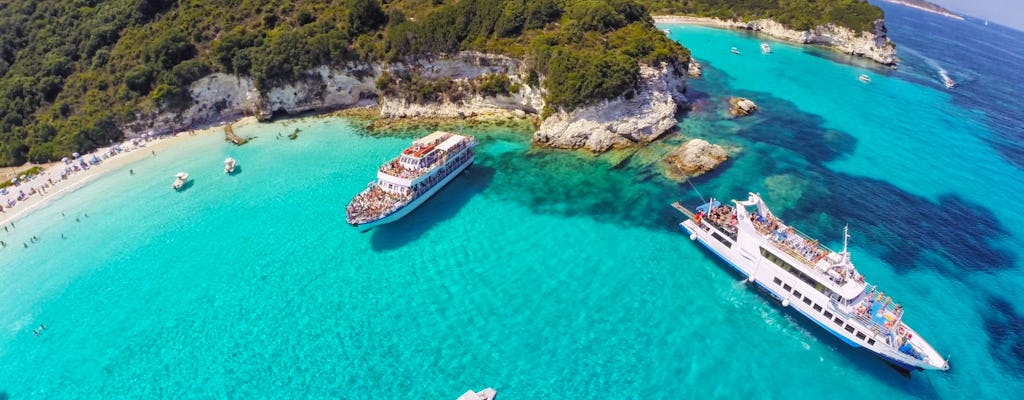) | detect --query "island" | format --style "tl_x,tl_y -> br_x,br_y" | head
880,0 -> 964,20
0,0 -> 904,166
